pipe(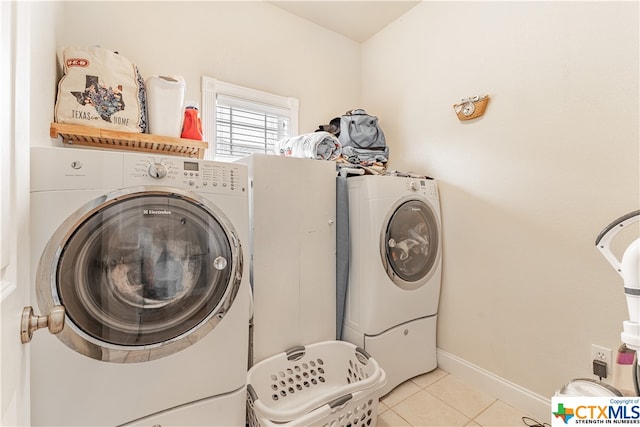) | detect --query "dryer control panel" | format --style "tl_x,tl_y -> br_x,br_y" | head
407,179 -> 438,199
123,155 -> 247,194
